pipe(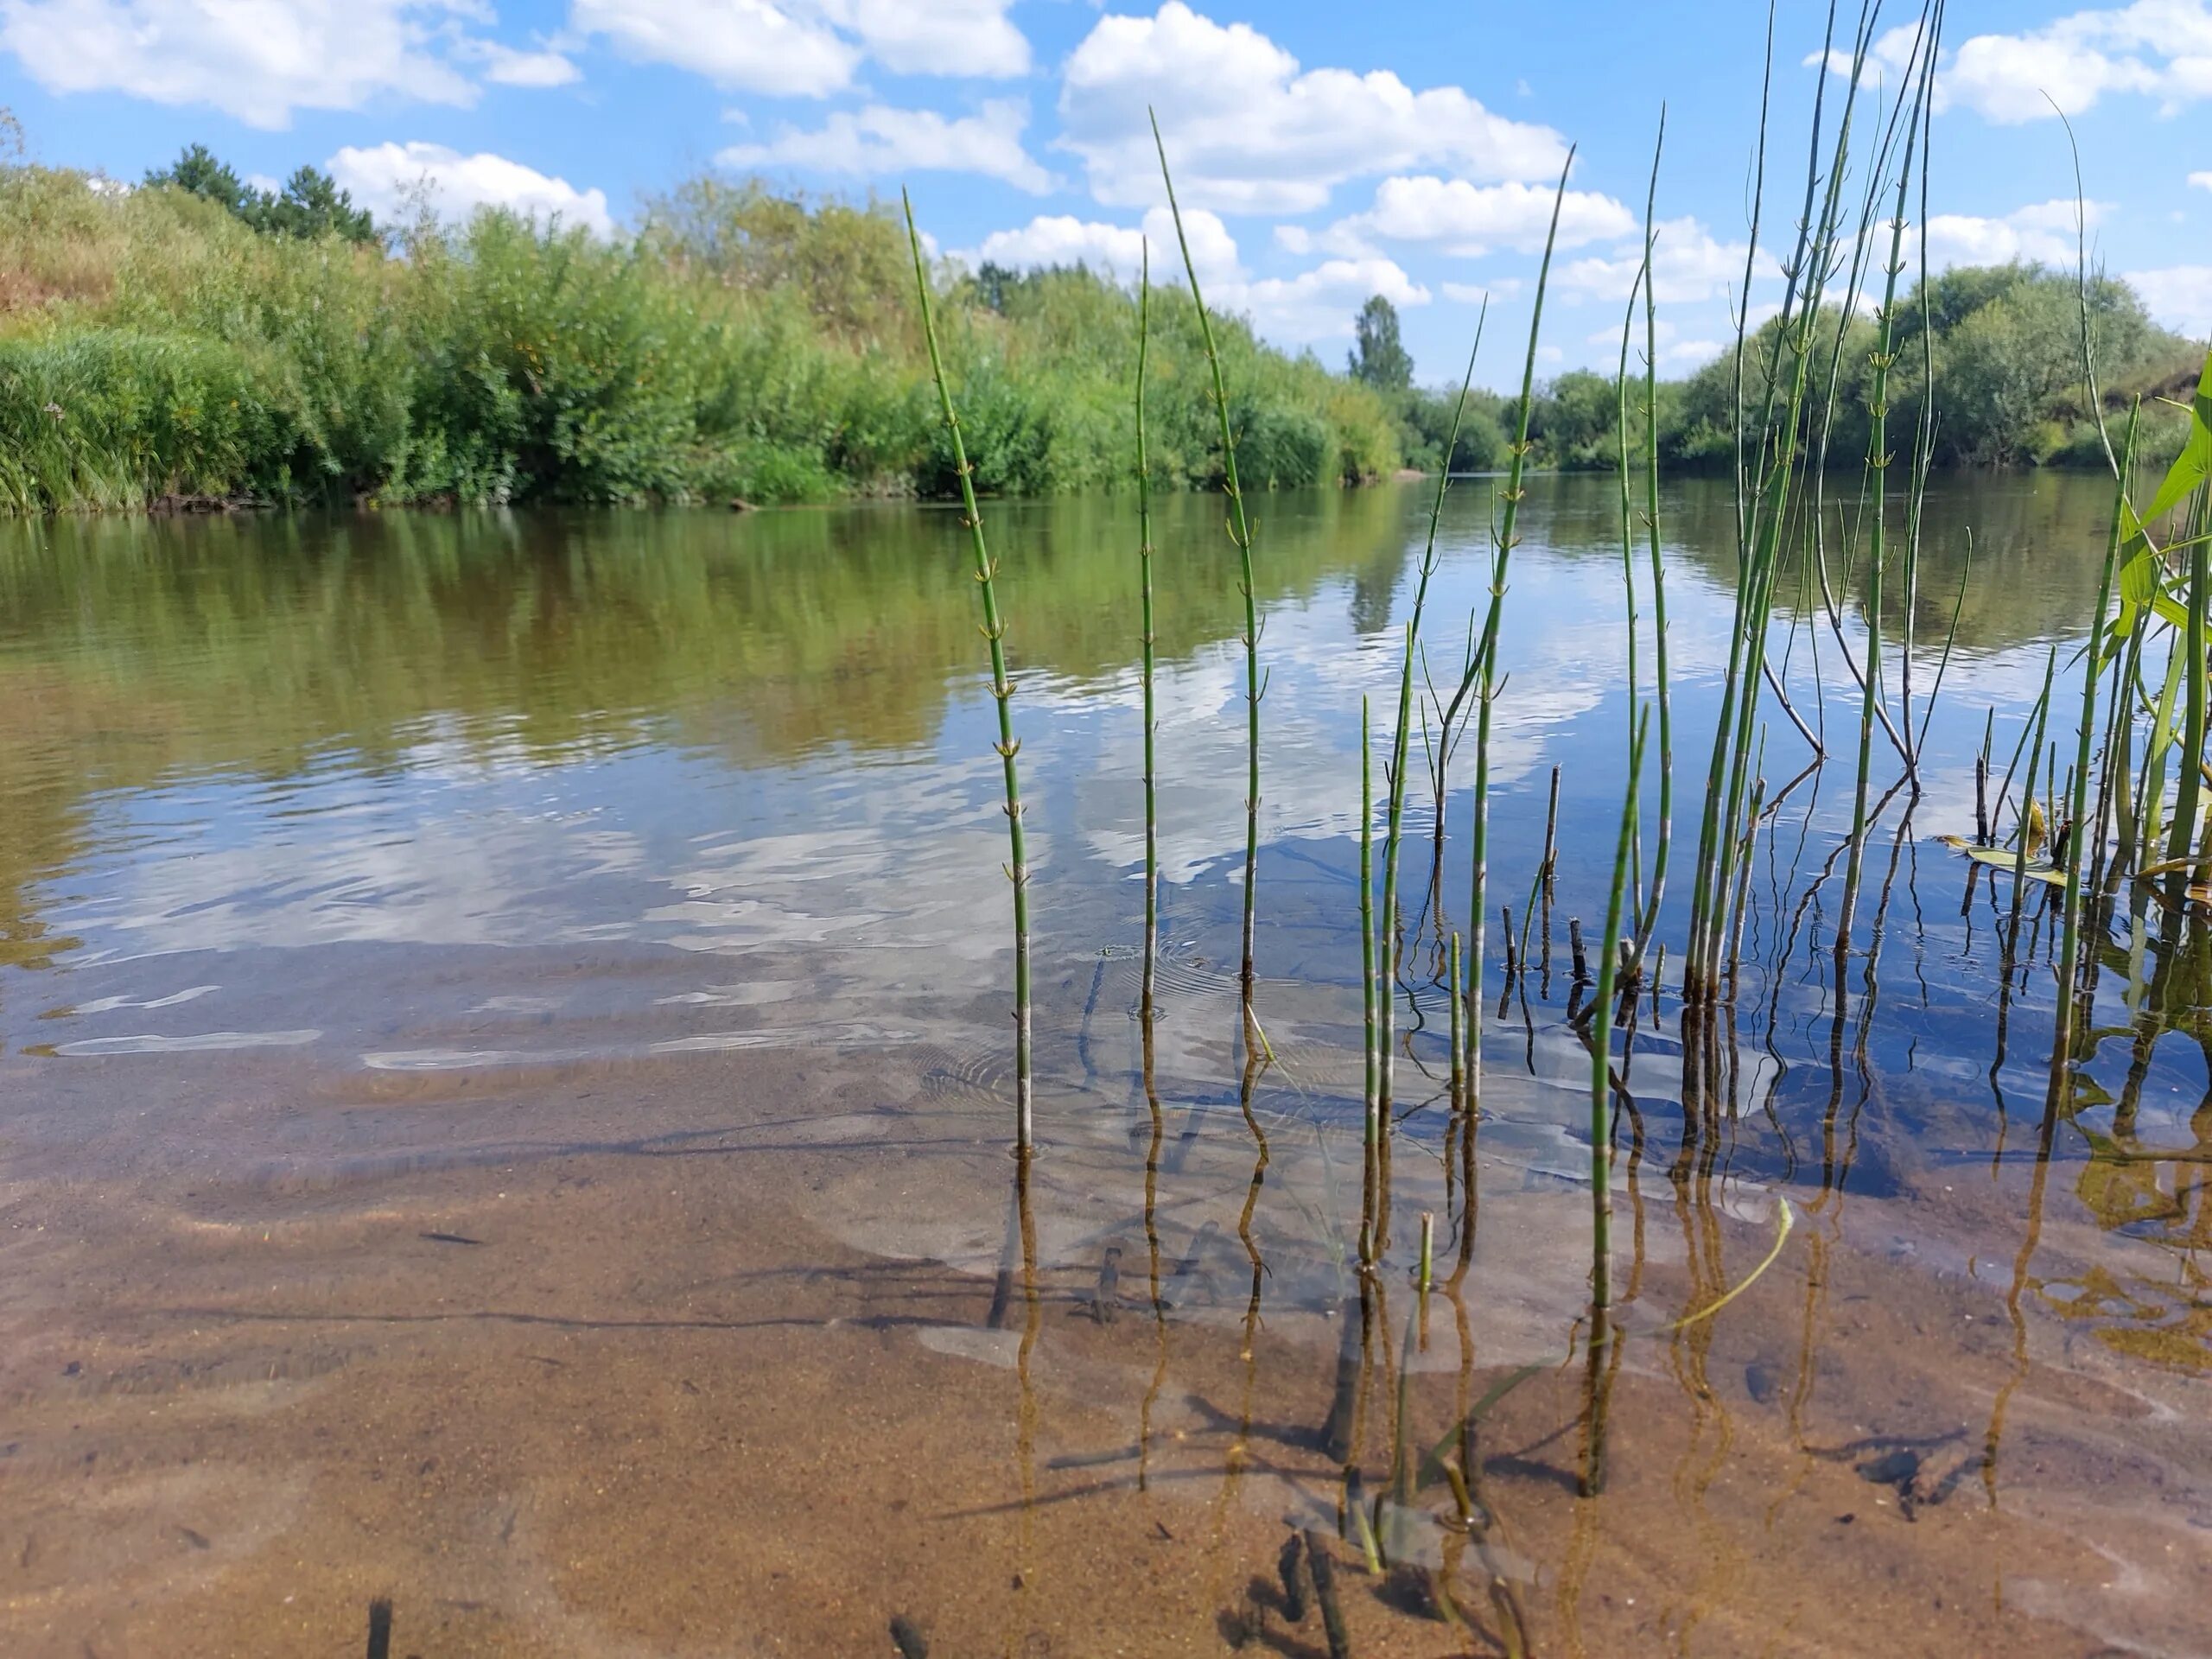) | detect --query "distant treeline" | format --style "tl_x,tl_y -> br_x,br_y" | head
1371,266 -> 2202,475
0,152 -> 1395,512
0,146 -> 2196,513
